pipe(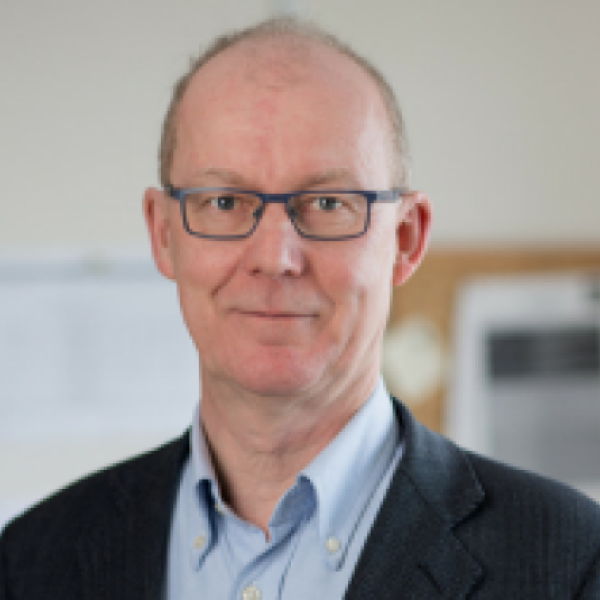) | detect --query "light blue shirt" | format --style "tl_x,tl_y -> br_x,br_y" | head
165,379 -> 403,599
